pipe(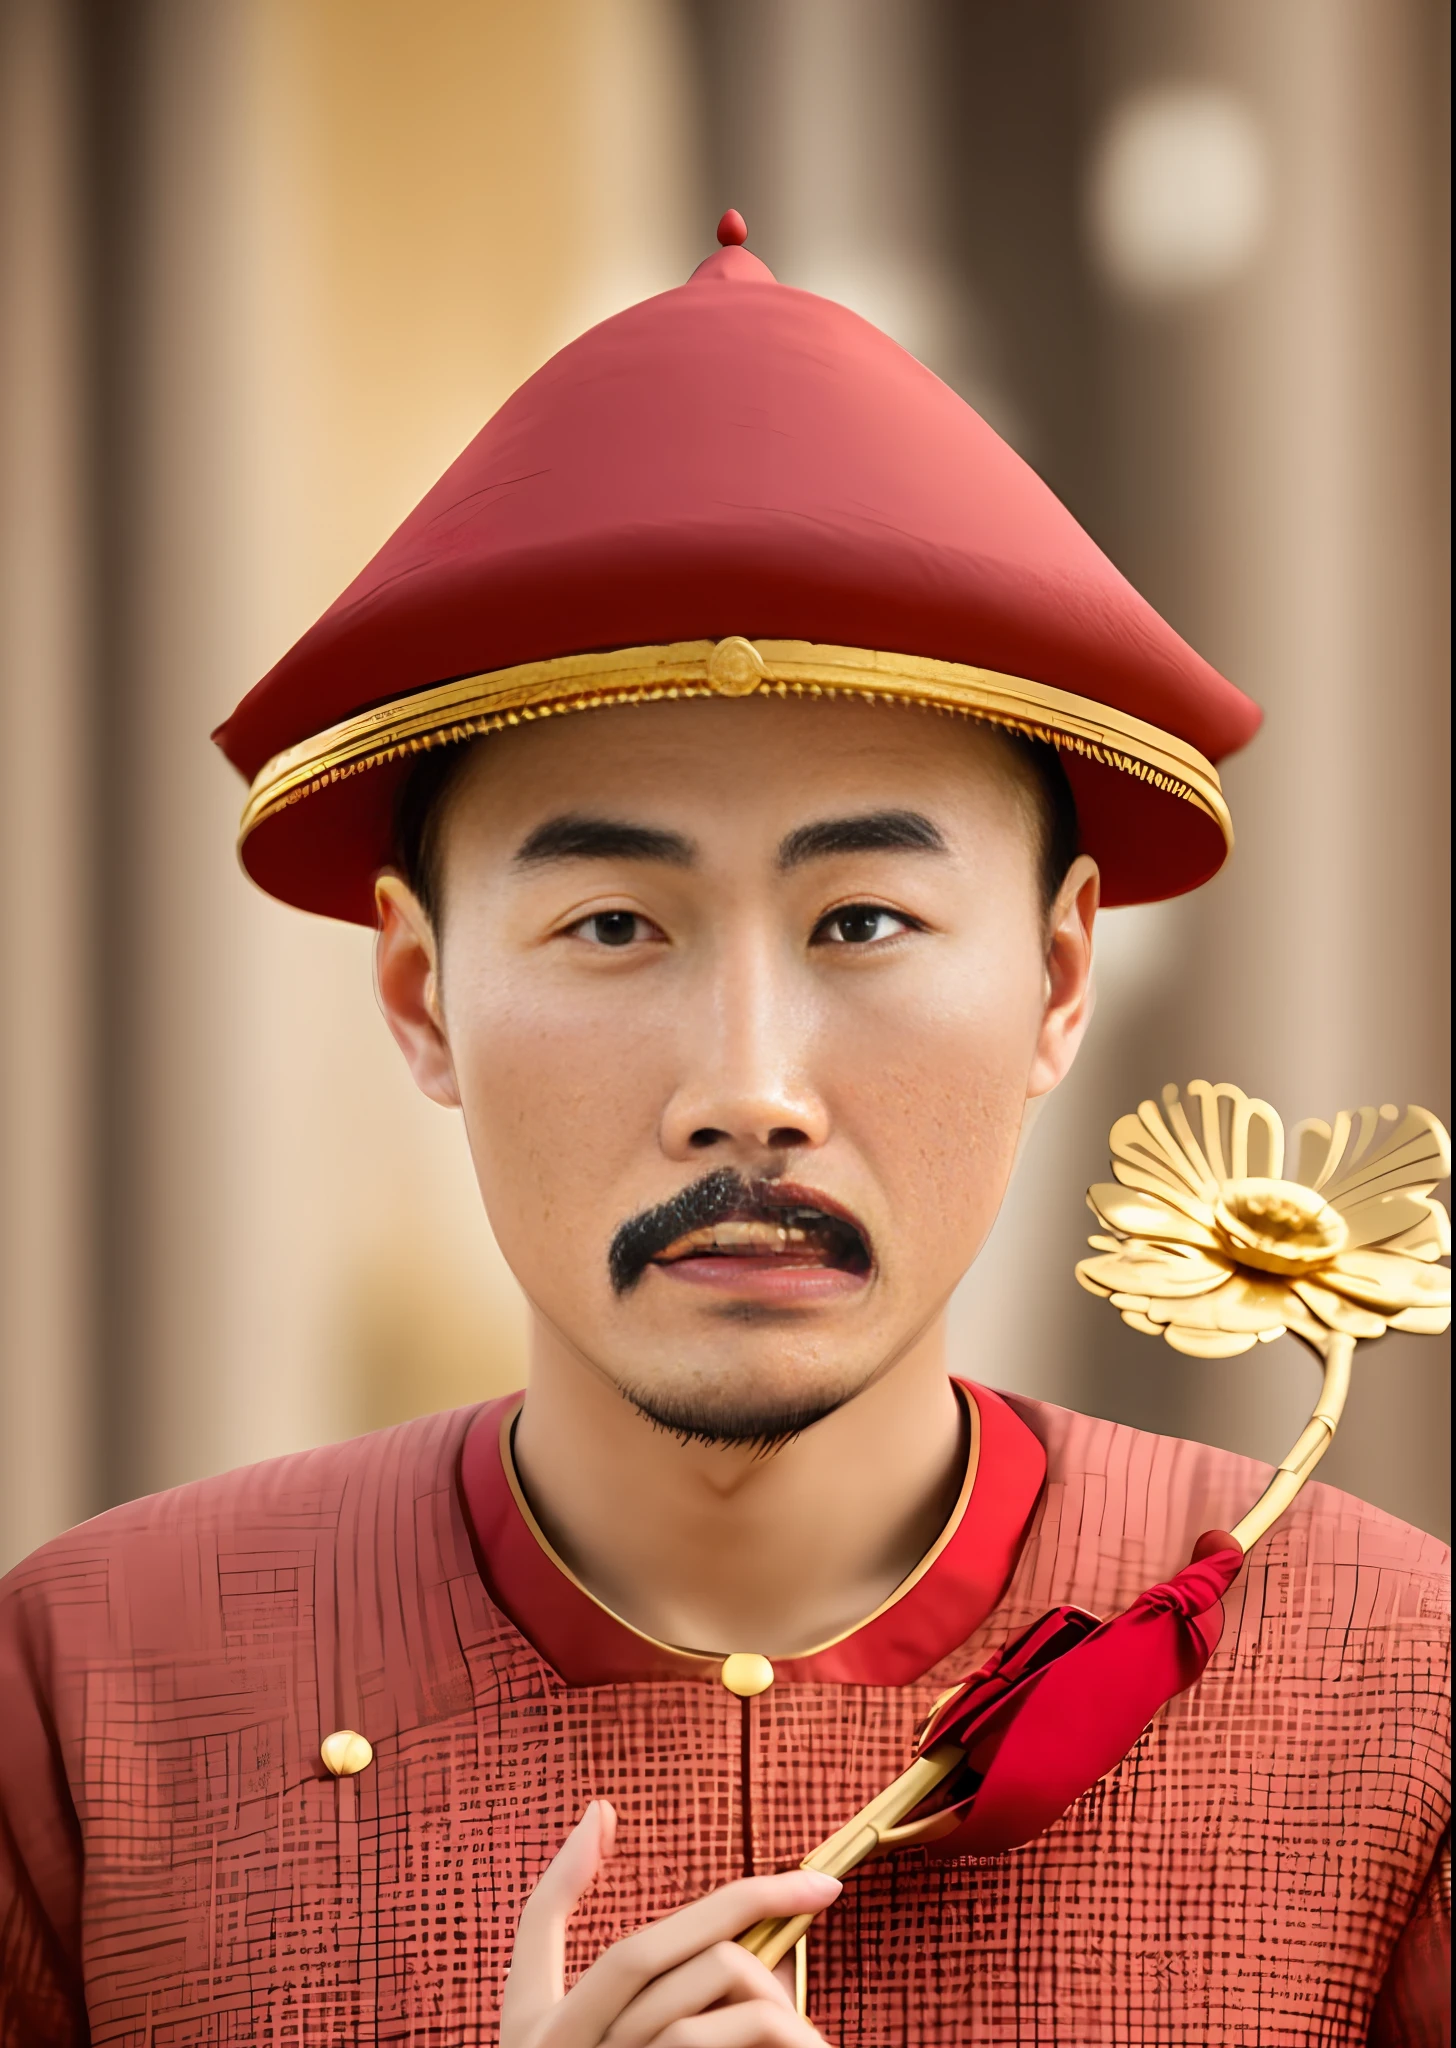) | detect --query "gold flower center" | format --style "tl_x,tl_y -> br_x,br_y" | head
1212,1176 -> 1348,1276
